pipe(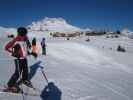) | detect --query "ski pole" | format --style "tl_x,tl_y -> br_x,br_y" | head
16,59 -> 25,100
40,66 -> 49,84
